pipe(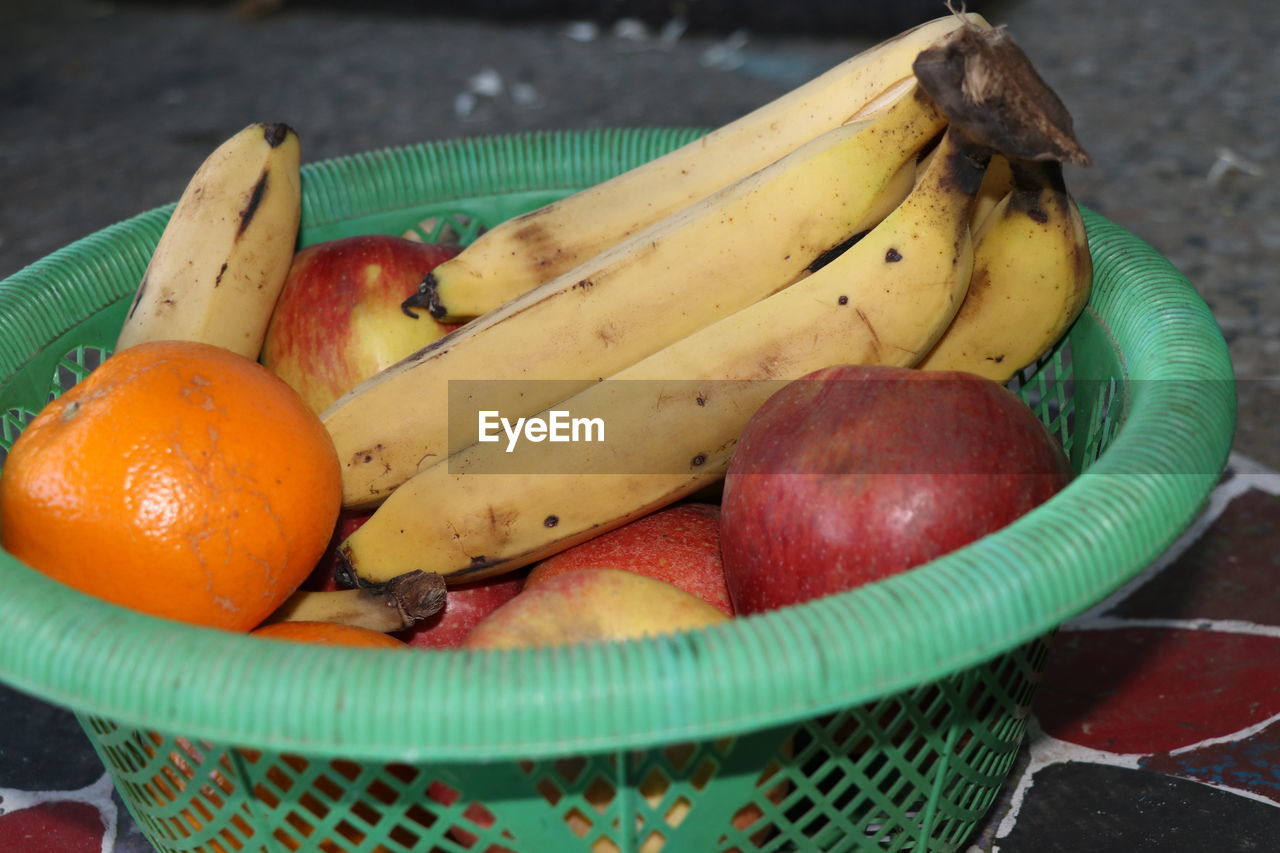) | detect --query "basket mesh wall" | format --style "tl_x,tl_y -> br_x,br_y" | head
81,635 -> 1048,853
